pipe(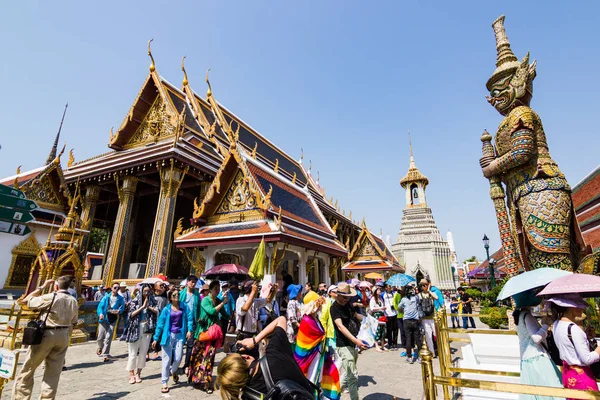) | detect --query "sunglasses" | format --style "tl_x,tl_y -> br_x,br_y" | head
112,286 -> 120,290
